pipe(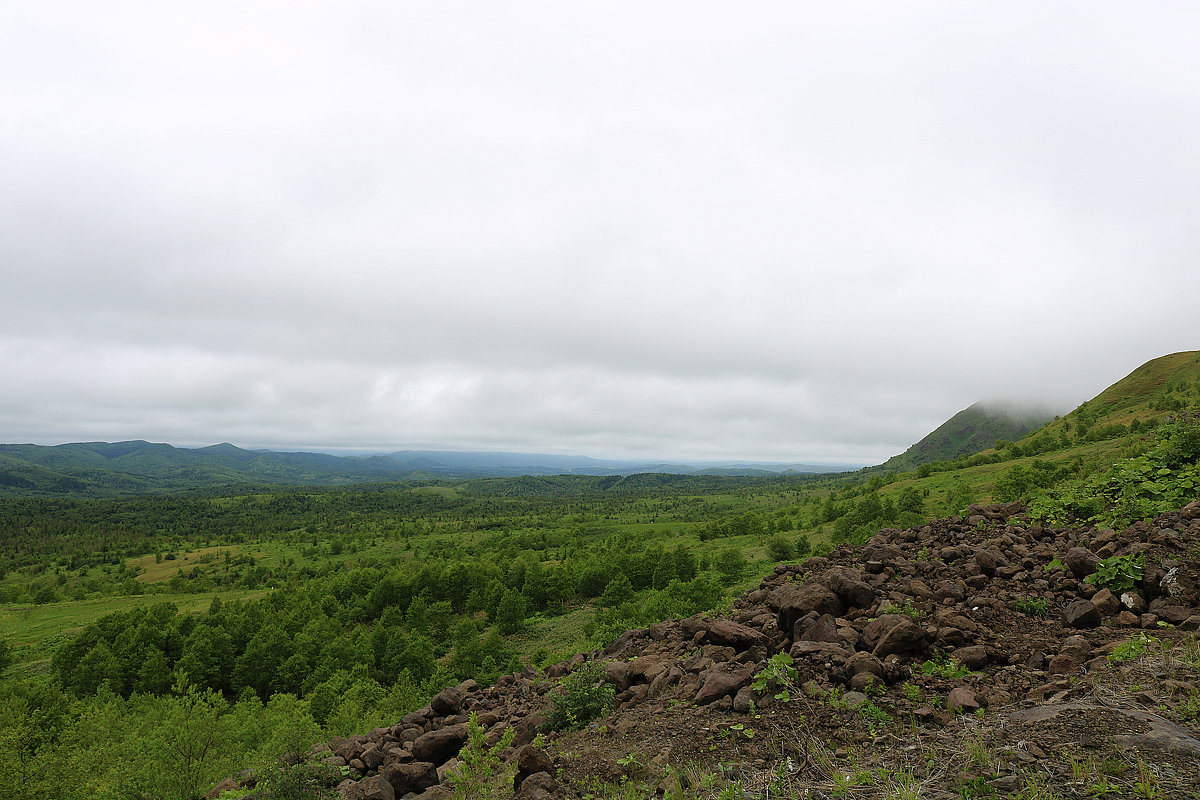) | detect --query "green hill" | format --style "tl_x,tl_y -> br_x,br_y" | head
878,401 -> 1054,472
